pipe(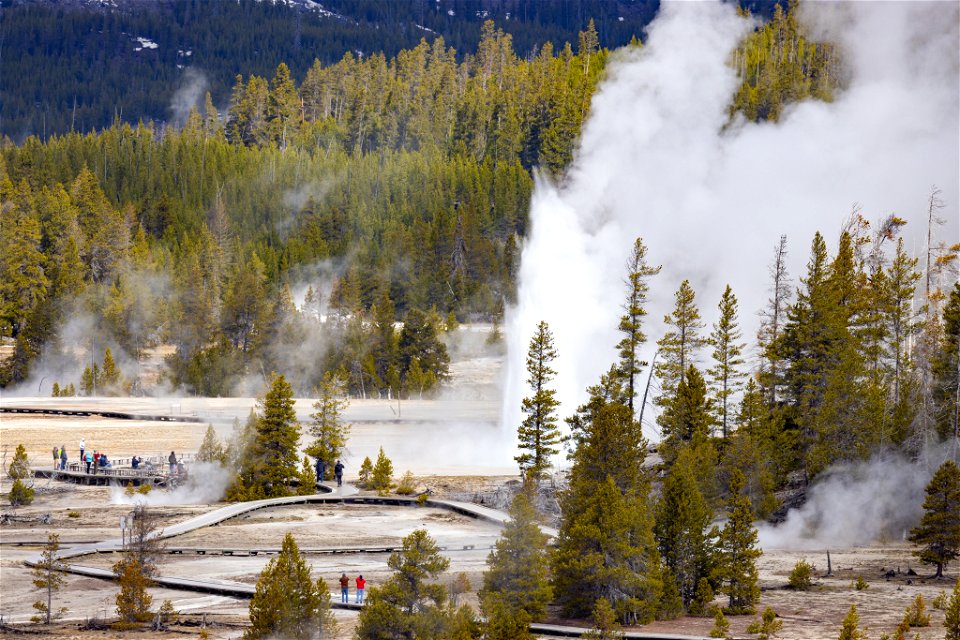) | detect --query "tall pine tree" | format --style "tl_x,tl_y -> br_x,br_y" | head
516,321 -> 562,480
615,237 -> 660,419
